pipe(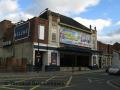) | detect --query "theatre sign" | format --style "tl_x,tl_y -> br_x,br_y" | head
14,22 -> 30,41
60,28 -> 91,47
